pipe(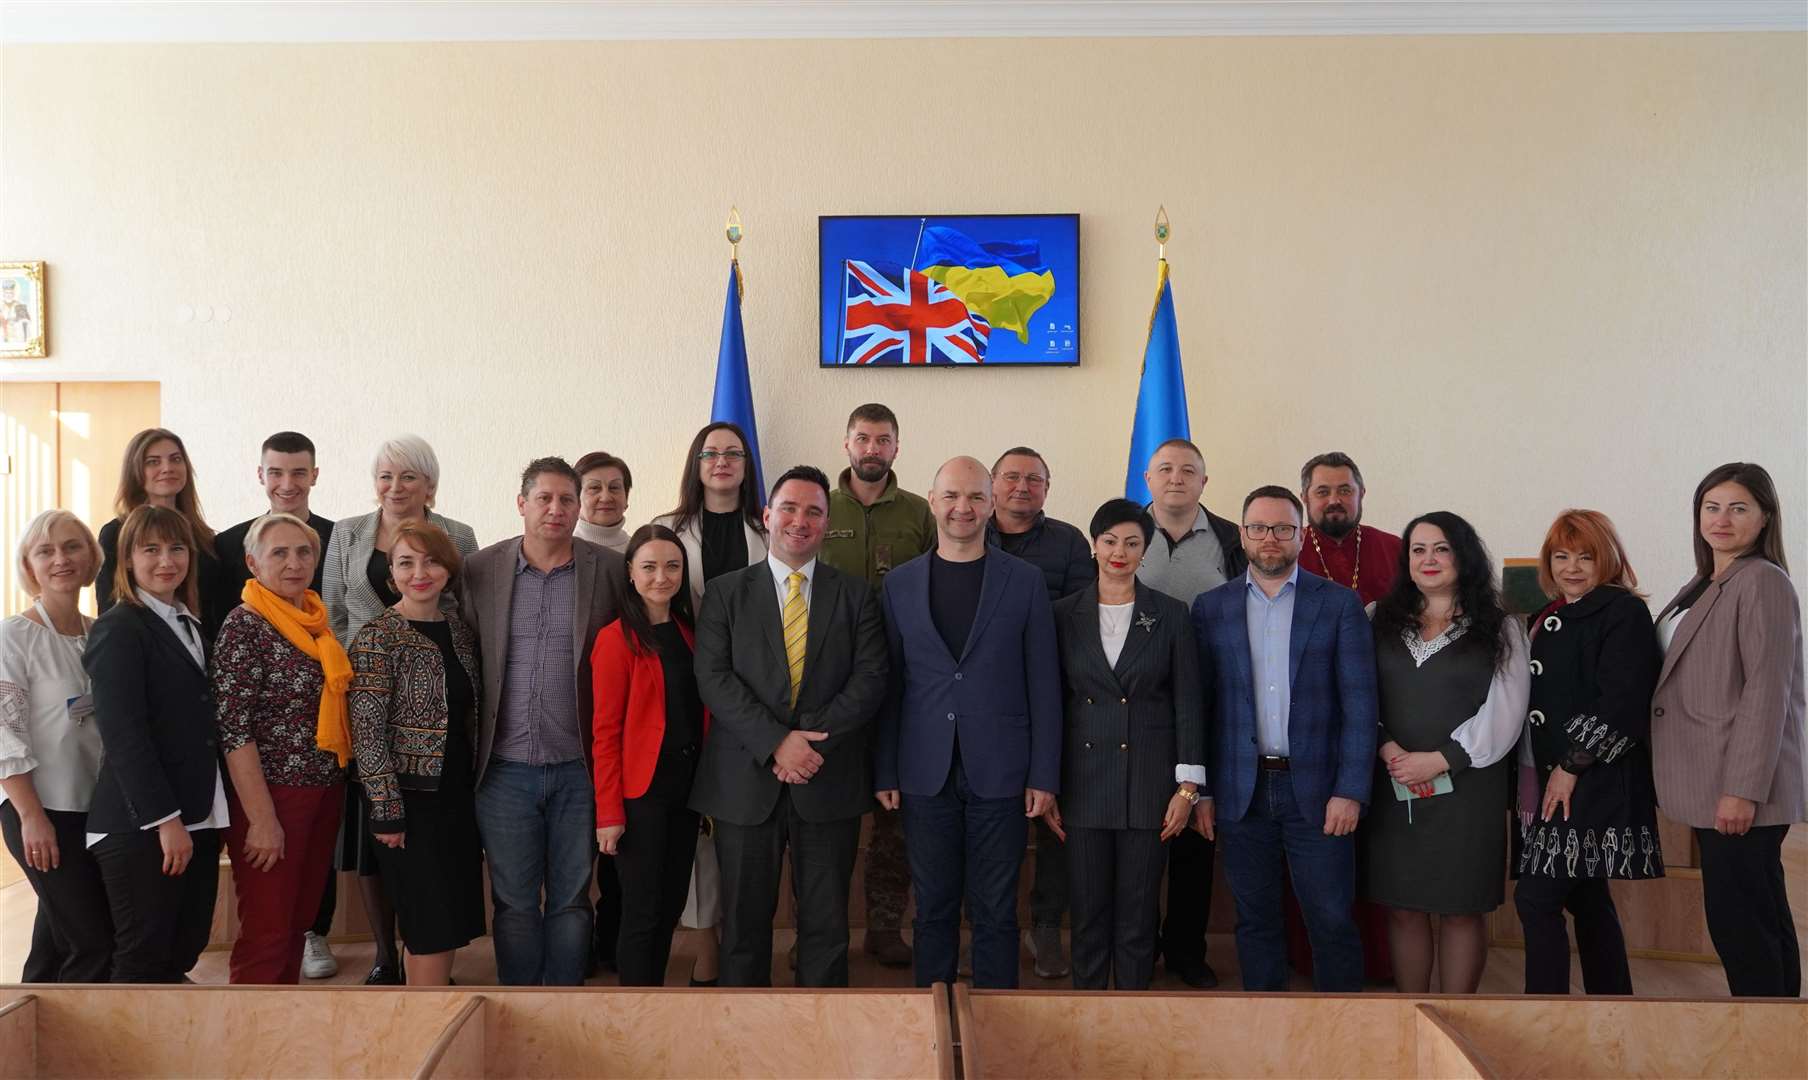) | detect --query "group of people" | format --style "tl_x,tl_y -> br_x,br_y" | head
1,408 -> 1801,1002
